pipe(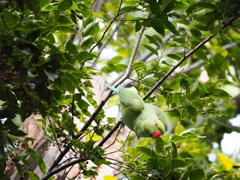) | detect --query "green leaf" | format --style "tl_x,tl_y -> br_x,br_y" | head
187,1 -> 217,14
80,35 -> 95,49
15,162 -> 23,177
195,49 -> 208,62
173,1 -> 190,10
27,148 -> 38,162
162,0 -> 175,13
44,68 -> 58,80
190,27 -> 202,37
136,146 -> 158,158
58,0 -> 73,12
173,92 -> 186,104
146,157 -> 160,169
145,34 -> 163,47
155,137 -> 164,153
40,0 -> 51,9
66,40 -> 78,54
28,171 -> 40,180
83,22 -> 100,36
0,130 -> 7,145
142,44 -> 158,55
171,142 -> 178,158
57,16 -> 73,25
150,19 -> 165,36
190,169 -> 206,180
51,26 -> 78,34
78,51 -> 97,62
186,81 -> 199,100
167,54 -> 181,60
162,19 -> 179,35
171,158 -> 187,168
149,0 -> 160,14
38,151 -> 46,174
62,112 -> 76,135
210,89 -> 231,102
